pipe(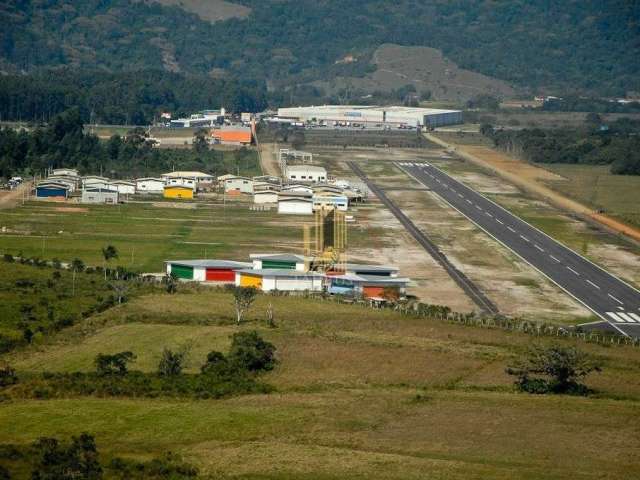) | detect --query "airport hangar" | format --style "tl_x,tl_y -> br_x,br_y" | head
277,105 -> 463,128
